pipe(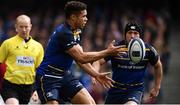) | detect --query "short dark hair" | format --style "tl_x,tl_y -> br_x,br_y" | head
124,20 -> 143,36
64,1 -> 87,18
